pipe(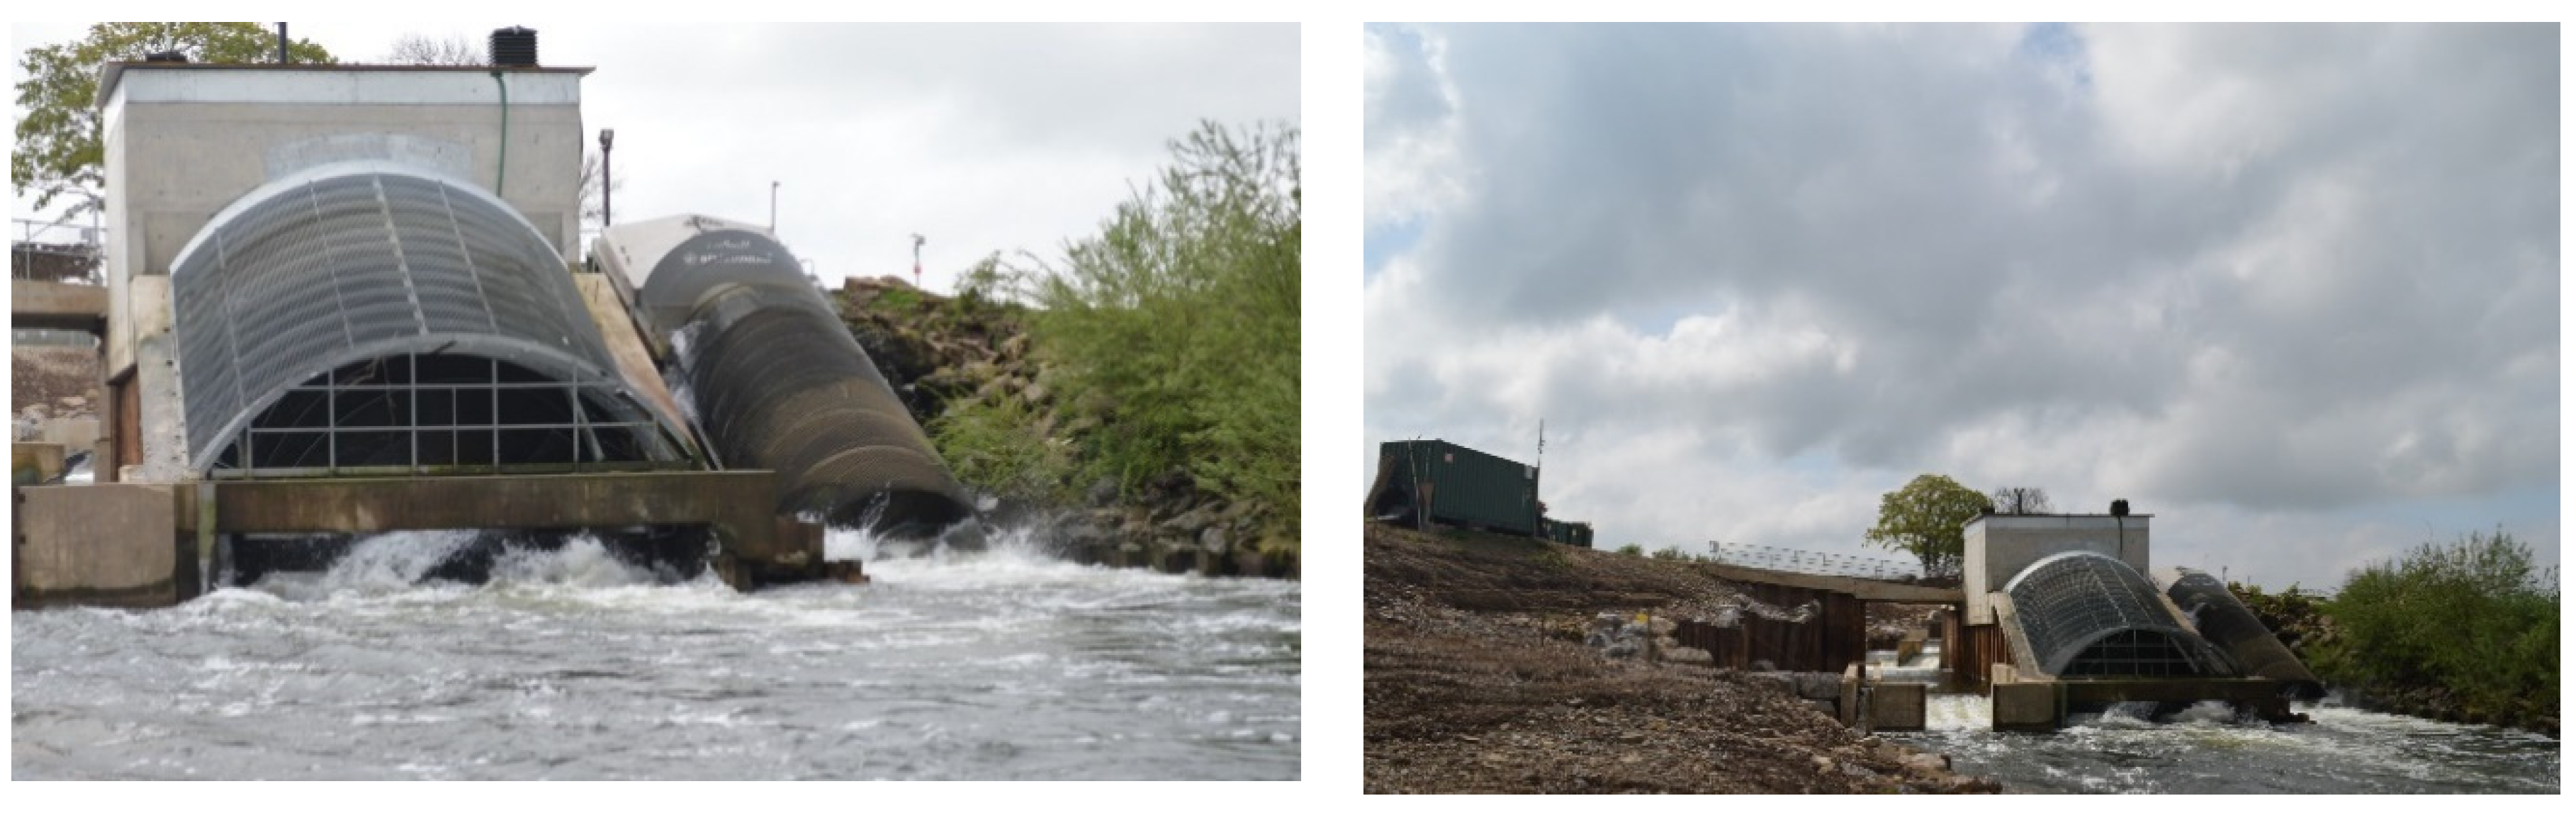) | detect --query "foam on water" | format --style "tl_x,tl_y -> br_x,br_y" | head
14,514 -> 1300,780
1895,693 -> 2556,793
